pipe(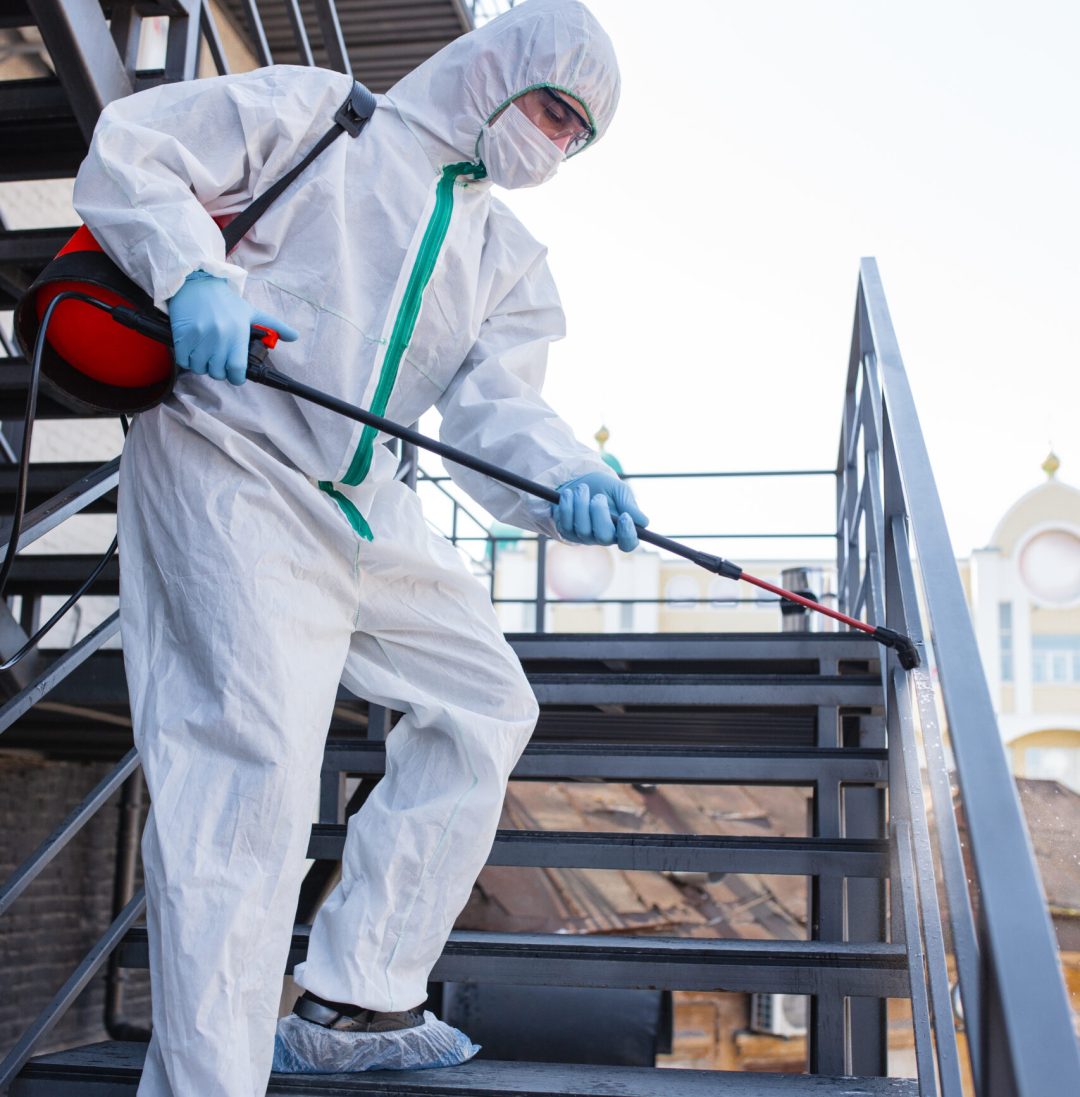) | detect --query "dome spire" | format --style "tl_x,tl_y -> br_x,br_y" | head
1042,449 -> 1060,480
595,425 -> 624,477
